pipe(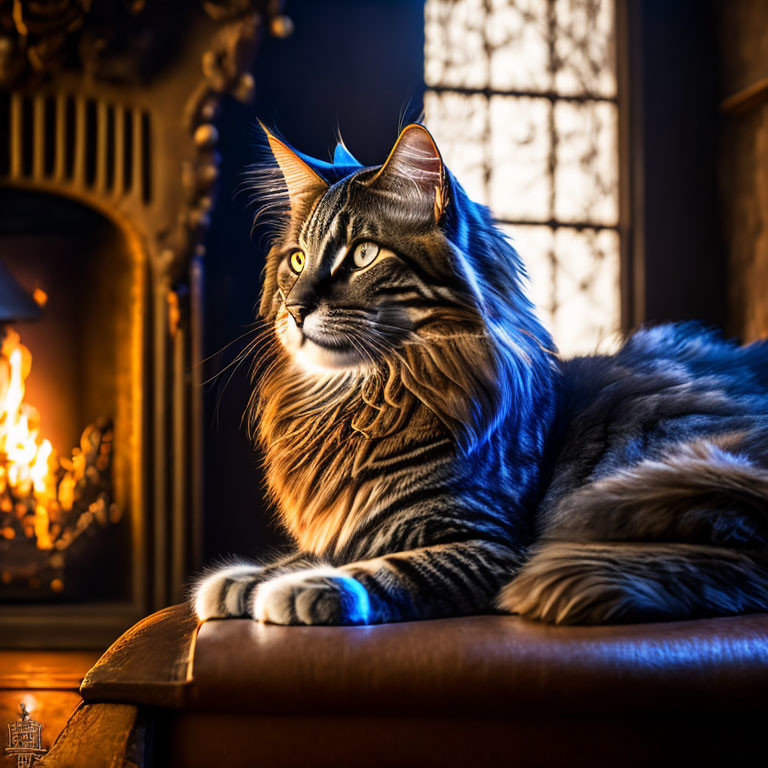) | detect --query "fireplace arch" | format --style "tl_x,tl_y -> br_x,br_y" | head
0,0 -> 284,647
